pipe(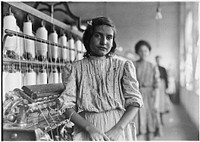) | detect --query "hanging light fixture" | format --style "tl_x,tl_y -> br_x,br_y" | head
155,2 -> 163,20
